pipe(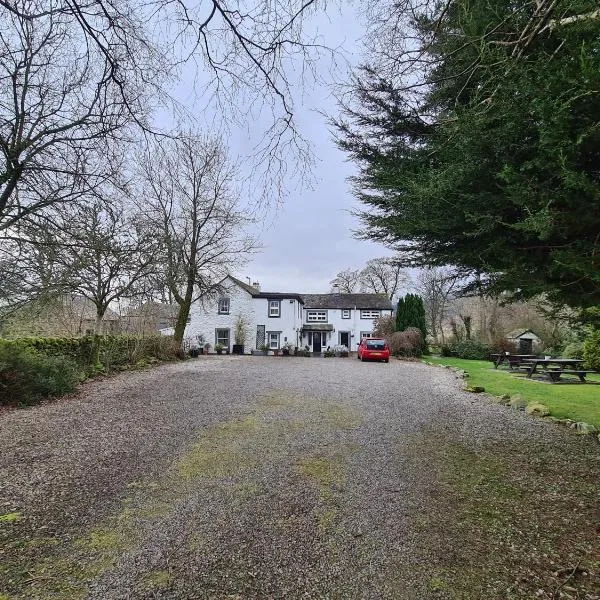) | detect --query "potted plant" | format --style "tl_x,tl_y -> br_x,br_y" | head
232,315 -> 248,355
251,344 -> 269,356
203,342 -> 211,355
282,341 -> 294,356
334,344 -> 349,358
214,343 -> 224,355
